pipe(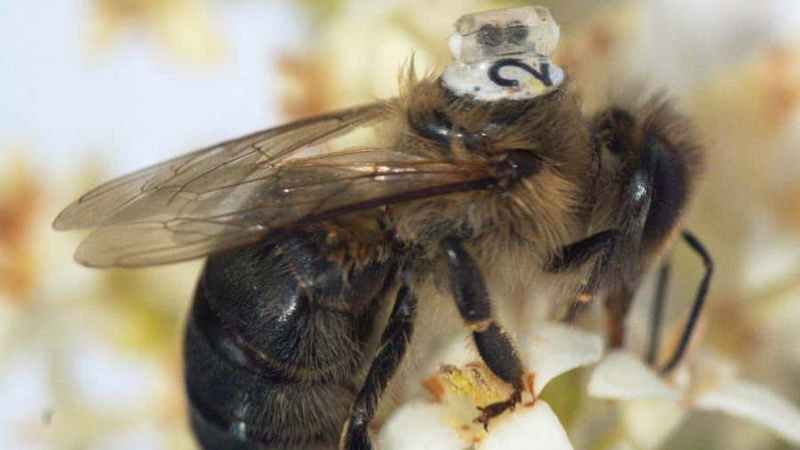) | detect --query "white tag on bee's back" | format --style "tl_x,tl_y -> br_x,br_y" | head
442,6 -> 565,102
